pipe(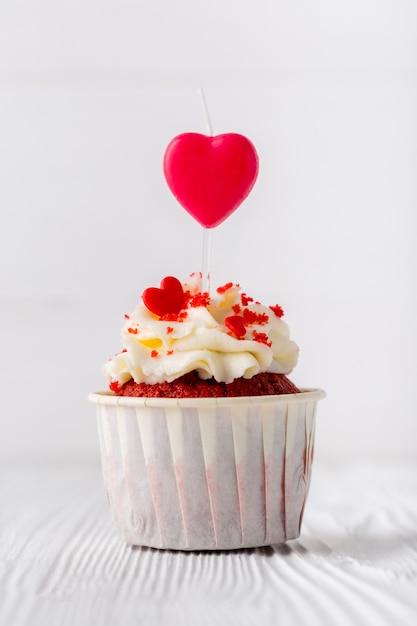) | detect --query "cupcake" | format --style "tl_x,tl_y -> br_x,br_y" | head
89,273 -> 325,550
